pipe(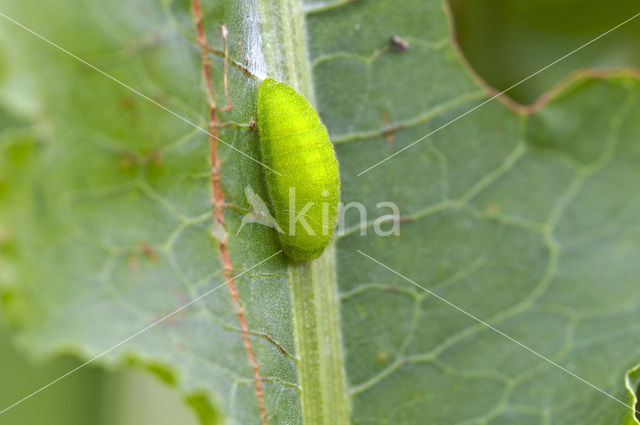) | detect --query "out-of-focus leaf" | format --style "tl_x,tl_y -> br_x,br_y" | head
450,0 -> 640,104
